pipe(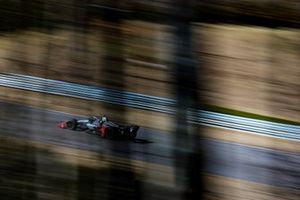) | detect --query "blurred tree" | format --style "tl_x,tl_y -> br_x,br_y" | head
101,2 -> 141,199
172,0 -> 204,199
0,105 -> 37,200
76,1 -> 142,199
